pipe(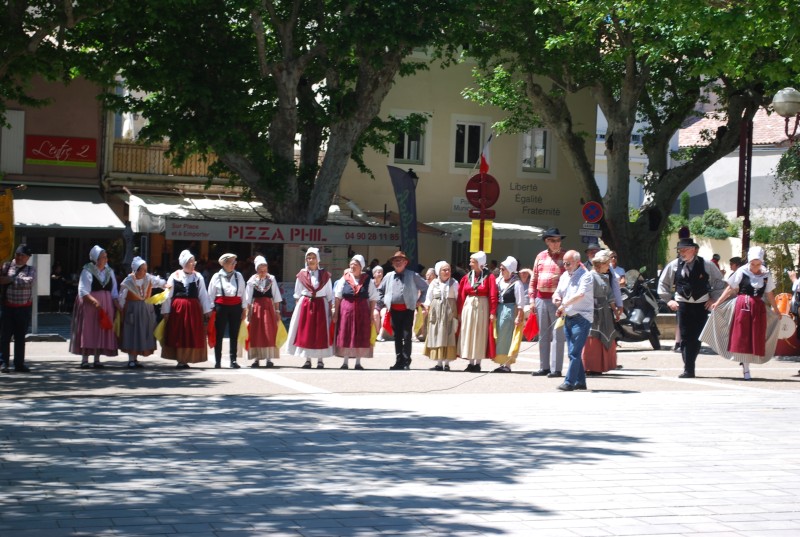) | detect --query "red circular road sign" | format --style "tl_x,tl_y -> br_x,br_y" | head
465,174 -> 500,209
582,201 -> 604,223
